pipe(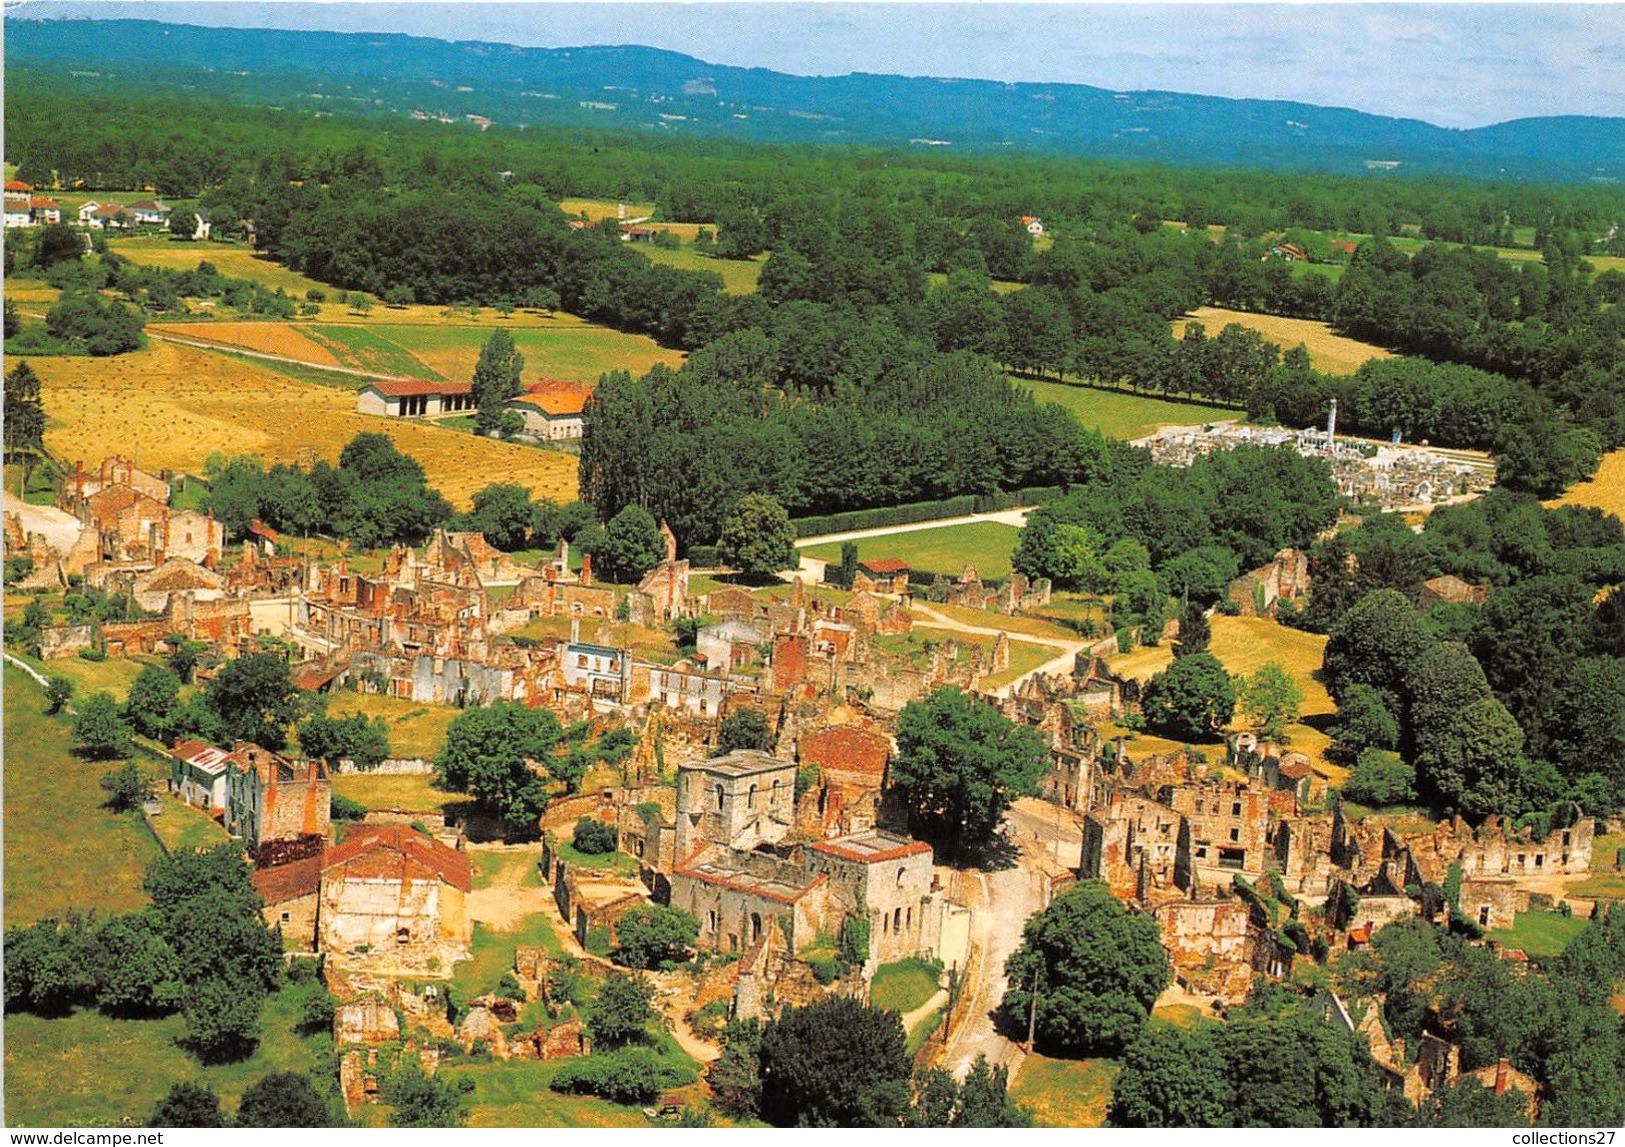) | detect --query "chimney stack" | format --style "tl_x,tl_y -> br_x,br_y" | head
579,552 -> 592,586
